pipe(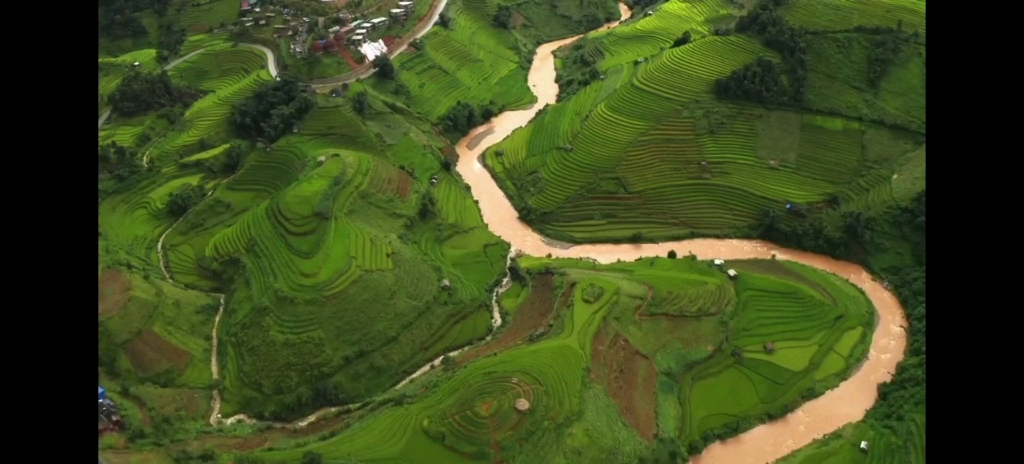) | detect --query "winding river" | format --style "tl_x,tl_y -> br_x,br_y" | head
139,3 -> 907,461
451,3 -> 908,463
